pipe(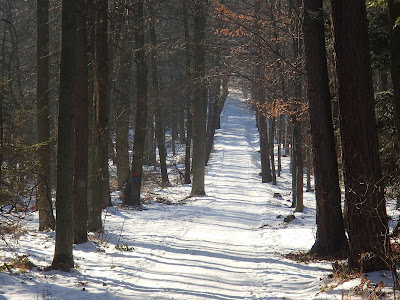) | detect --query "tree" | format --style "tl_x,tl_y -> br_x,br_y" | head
73,0 -> 89,244
88,0 -> 109,232
123,0 -> 148,206
290,0 -> 304,213
253,0 -> 272,184
183,0 -> 193,185
148,2 -> 170,187
389,1 -> 400,145
191,0 -> 208,196
113,3 -> 133,191
330,0 -> 390,271
36,0 -> 55,231
52,0 -> 77,271
303,0 -> 347,258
